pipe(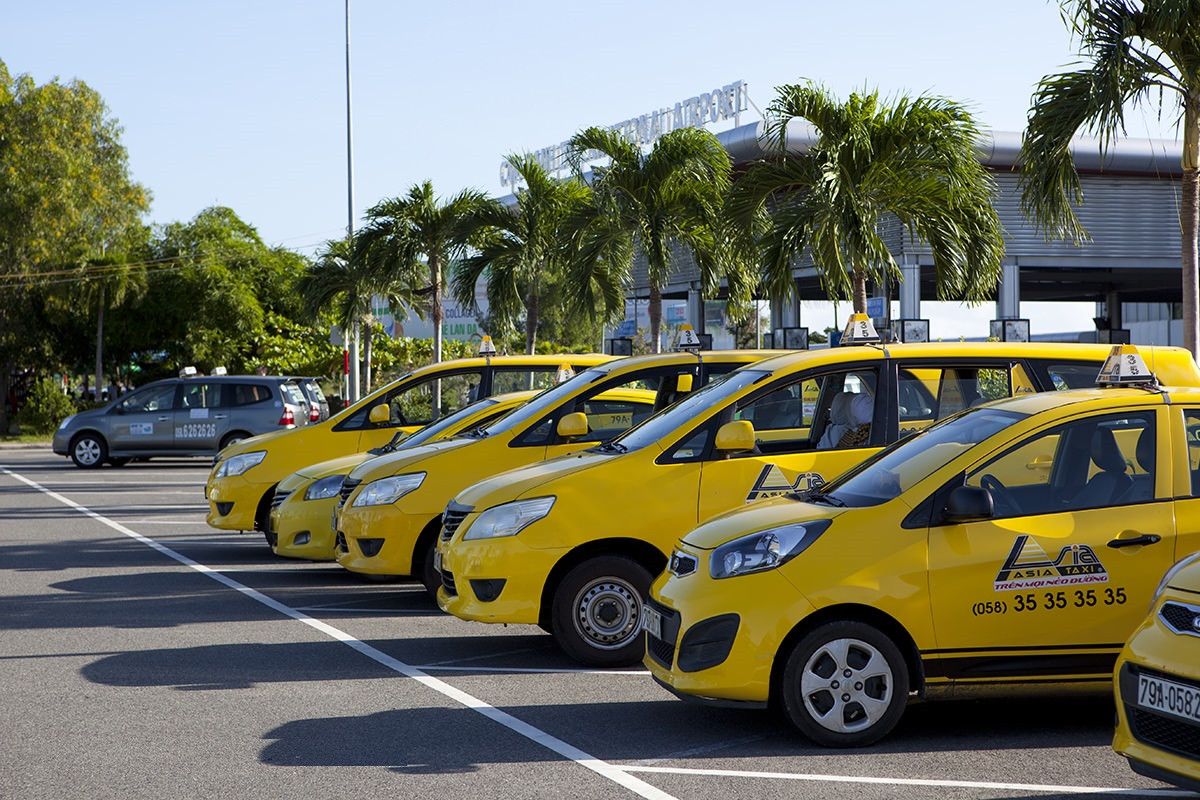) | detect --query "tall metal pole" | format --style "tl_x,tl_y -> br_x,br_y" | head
345,0 -> 361,402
